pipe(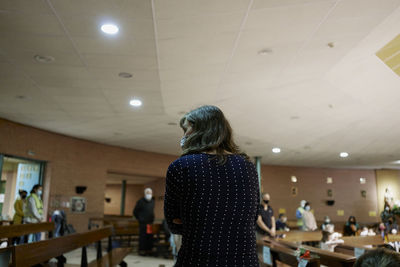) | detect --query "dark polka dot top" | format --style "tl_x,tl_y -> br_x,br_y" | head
164,153 -> 260,267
